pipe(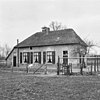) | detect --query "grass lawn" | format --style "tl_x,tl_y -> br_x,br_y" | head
0,70 -> 100,100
